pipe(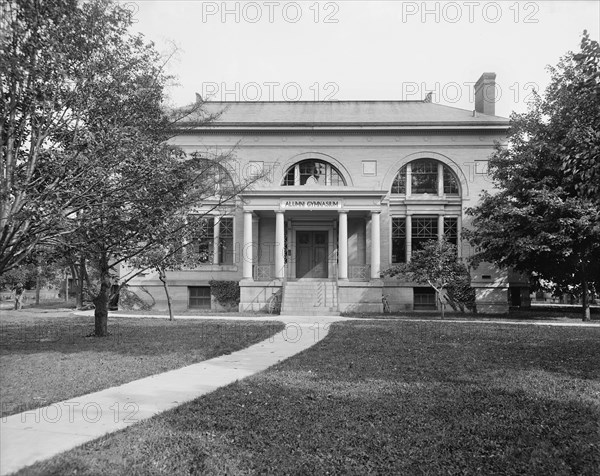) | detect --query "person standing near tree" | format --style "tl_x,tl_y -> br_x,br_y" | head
13,282 -> 24,310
